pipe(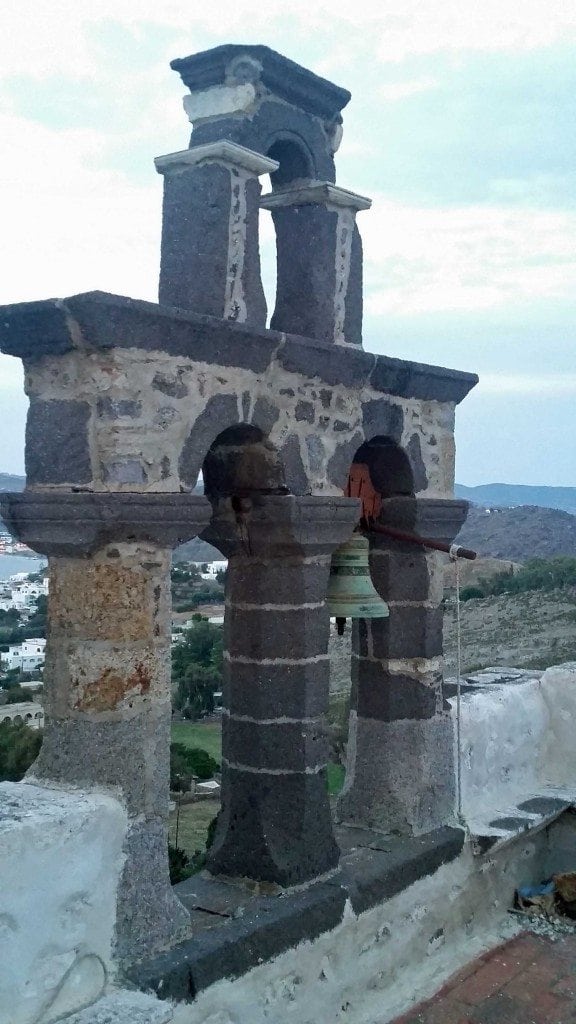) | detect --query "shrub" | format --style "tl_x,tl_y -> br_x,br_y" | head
0,721 -> 43,781
460,586 -> 485,601
170,742 -> 219,790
